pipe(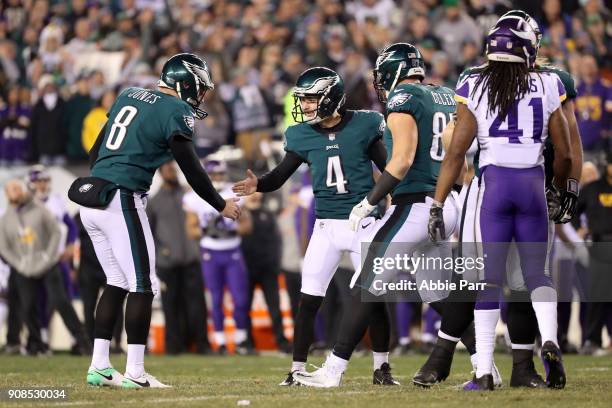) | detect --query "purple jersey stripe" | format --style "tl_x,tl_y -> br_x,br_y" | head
456,80 -> 470,99
556,78 -> 567,101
